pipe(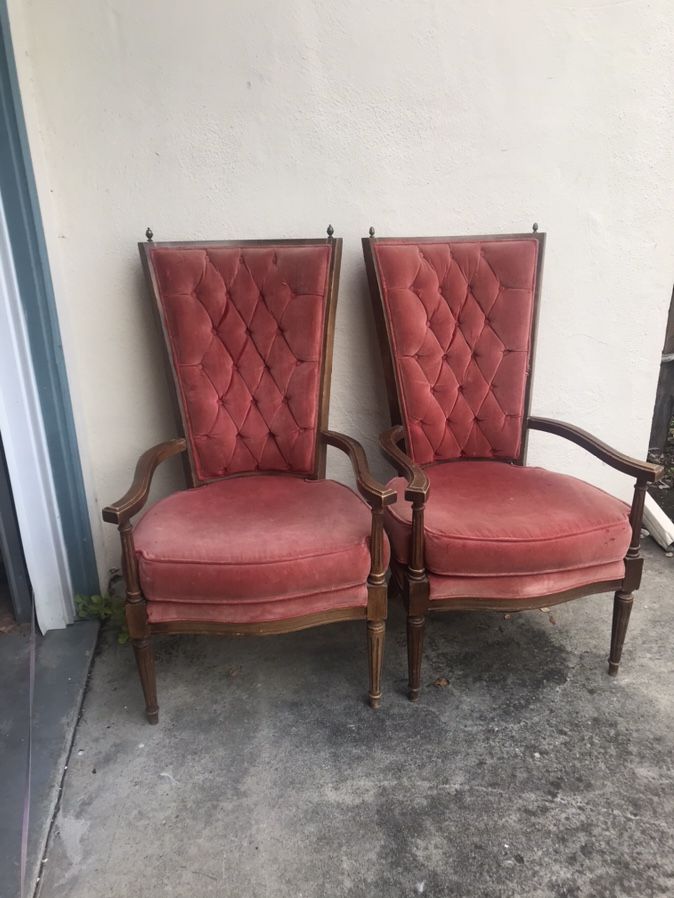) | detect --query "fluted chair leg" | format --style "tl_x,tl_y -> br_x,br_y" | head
608,590 -> 634,676
407,614 -> 426,701
367,620 -> 385,708
132,636 -> 159,723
